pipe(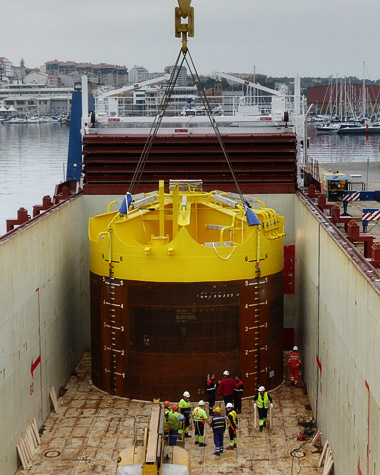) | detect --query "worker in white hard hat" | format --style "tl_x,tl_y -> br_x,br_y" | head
218,370 -> 236,408
179,391 -> 192,438
288,345 -> 302,385
253,386 -> 273,431
192,400 -> 208,447
225,402 -> 238,449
